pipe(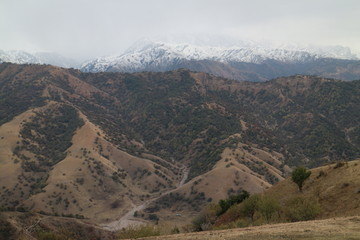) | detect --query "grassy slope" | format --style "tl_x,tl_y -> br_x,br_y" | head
211,159 -> 360,230
139,216 -> 360,240
266,159 -> 360,218
140,160 -> 360,239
